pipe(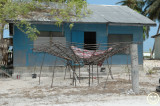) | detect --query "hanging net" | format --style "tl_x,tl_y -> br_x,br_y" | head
32,41 -> 130,66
